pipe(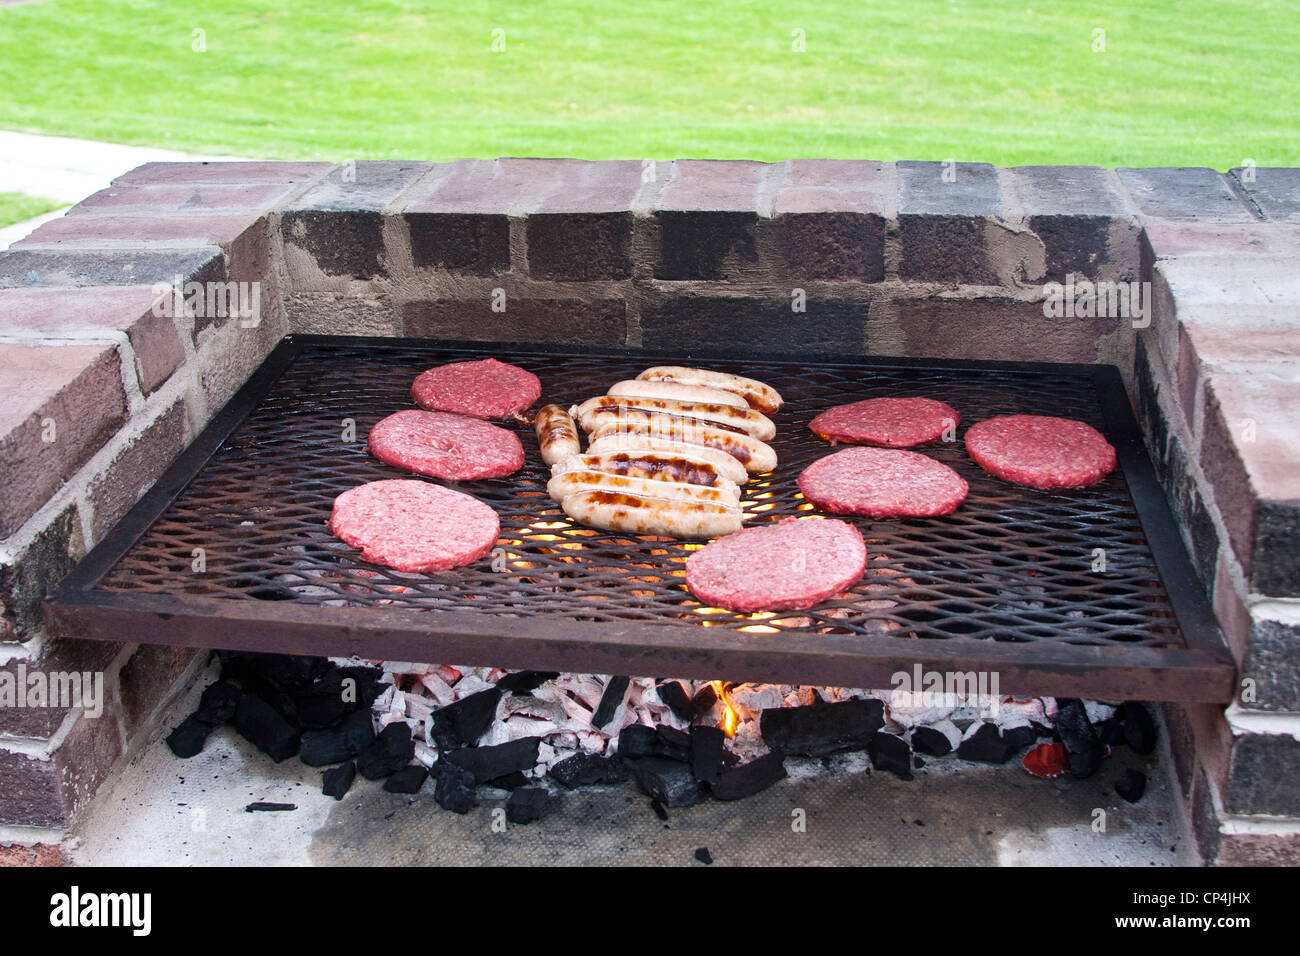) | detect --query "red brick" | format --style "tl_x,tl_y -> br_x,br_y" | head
1142,220 -> 1300,259
886,298 -> 1116,363
113,161 -> 330,187
0,344 -> 128,537
400,160 -> 514,216
1199,374 -> 1300,596
766,213 -> 885,282
0,286 -> 185,394
656,160 -> 766,212
513,159 -> 643,214
1212,553 -> 1251,668
0,505 -> 86,641
117,642 -> 198,737
775,160 -> 893,214
68,182 -> 300,216
0,843 -> 69,866
0,699 -> 122,828
85,398 -> 188,542
1216,832 -> 1300,866
14,214 -> 259,249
